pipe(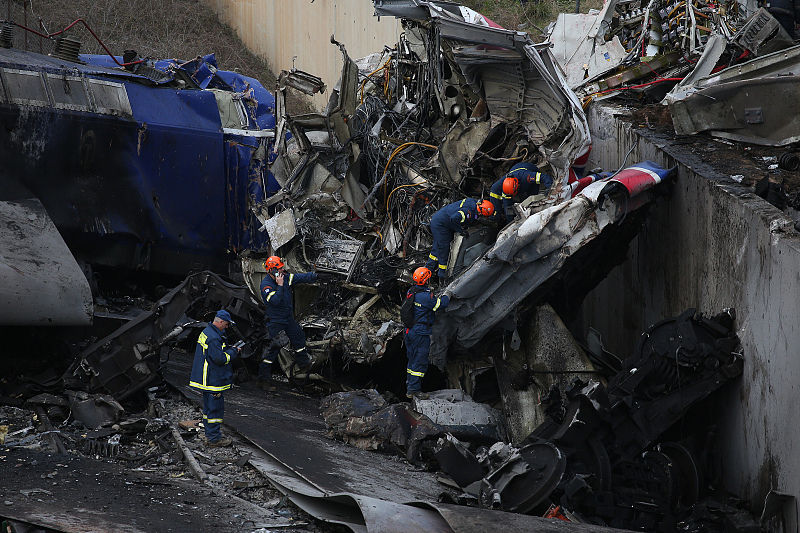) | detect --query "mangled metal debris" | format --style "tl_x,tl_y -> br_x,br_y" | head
546,0 -> 800,146
432,161 -> 675,358
64,271 -> 266,400
240,0 -> 604,373
311,307 -> 750,531
668,41 -> 800,145
321,388 -> 502,461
